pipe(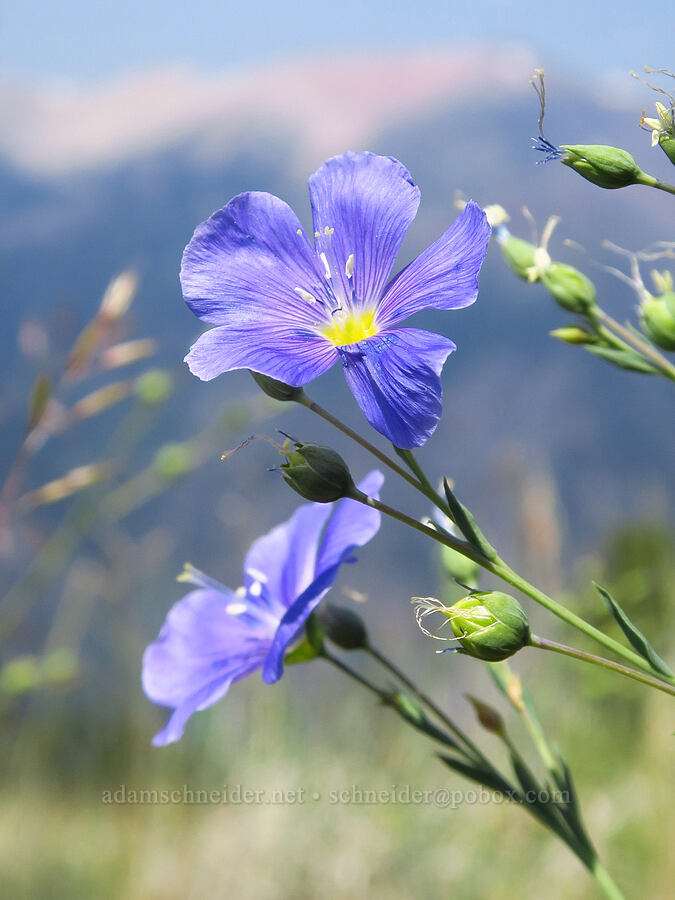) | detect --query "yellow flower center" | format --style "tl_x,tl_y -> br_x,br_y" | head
320,308 -> 379,347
